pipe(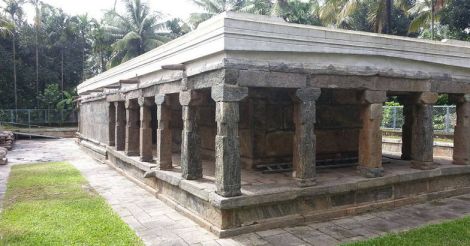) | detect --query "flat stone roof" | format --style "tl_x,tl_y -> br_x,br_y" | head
77,11 -> 470,95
